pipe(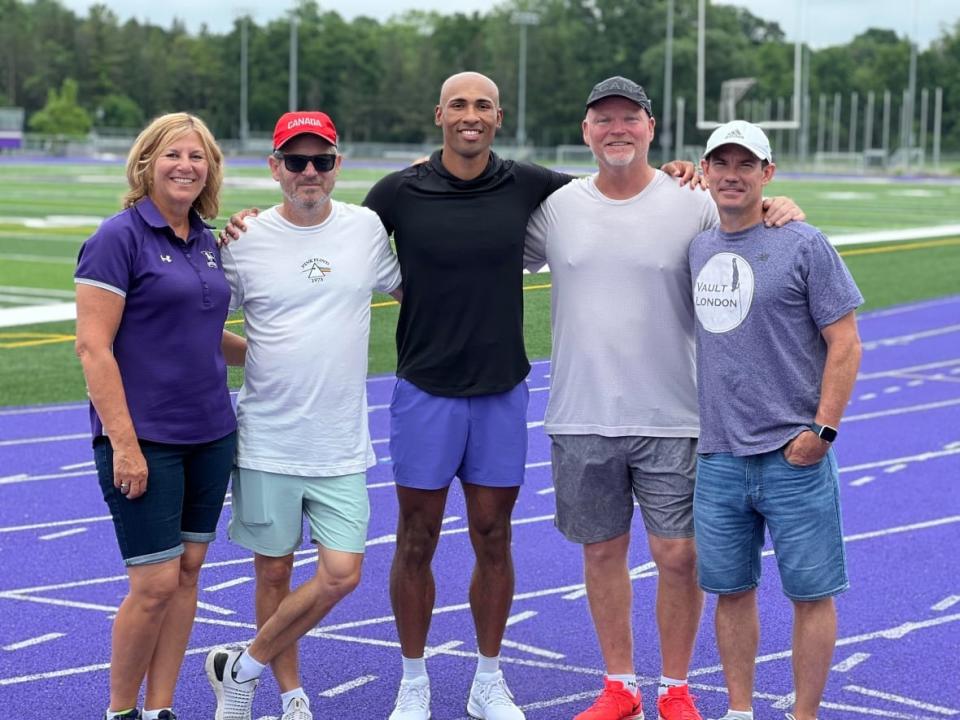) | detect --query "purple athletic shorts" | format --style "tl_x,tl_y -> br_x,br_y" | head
389,378 -> 529,490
